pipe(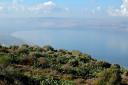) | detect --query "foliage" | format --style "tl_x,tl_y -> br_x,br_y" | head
0,55 -> 11,65
0,44 -> 127,85
93,65 -> 121,85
